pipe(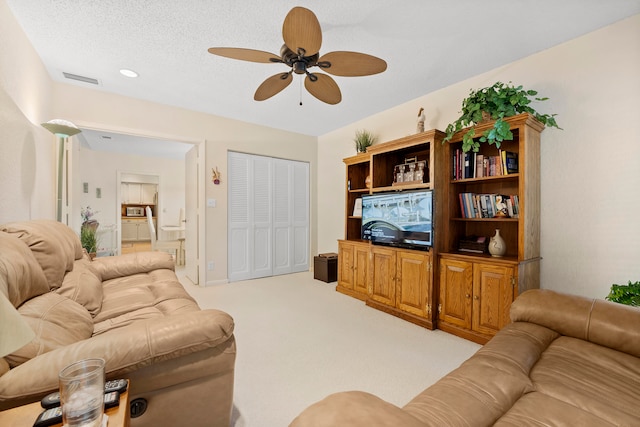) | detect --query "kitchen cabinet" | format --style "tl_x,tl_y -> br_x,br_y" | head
122,218 -> 155,242
121,183 -> 157,205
